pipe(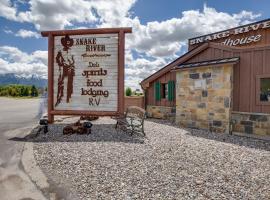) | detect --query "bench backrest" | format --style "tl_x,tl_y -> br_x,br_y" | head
126,106 -> 146,119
